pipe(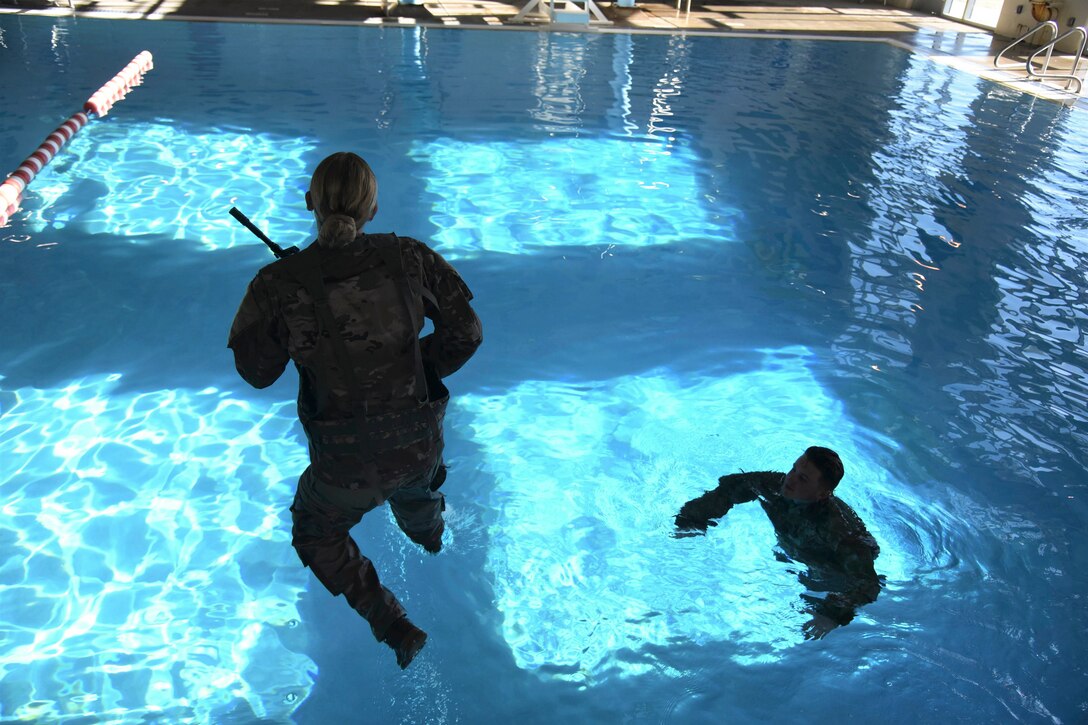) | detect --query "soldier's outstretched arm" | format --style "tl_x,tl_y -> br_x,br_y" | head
227,275 -> 290,389
418,244 -> 482,378
674,472 -> 764,533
